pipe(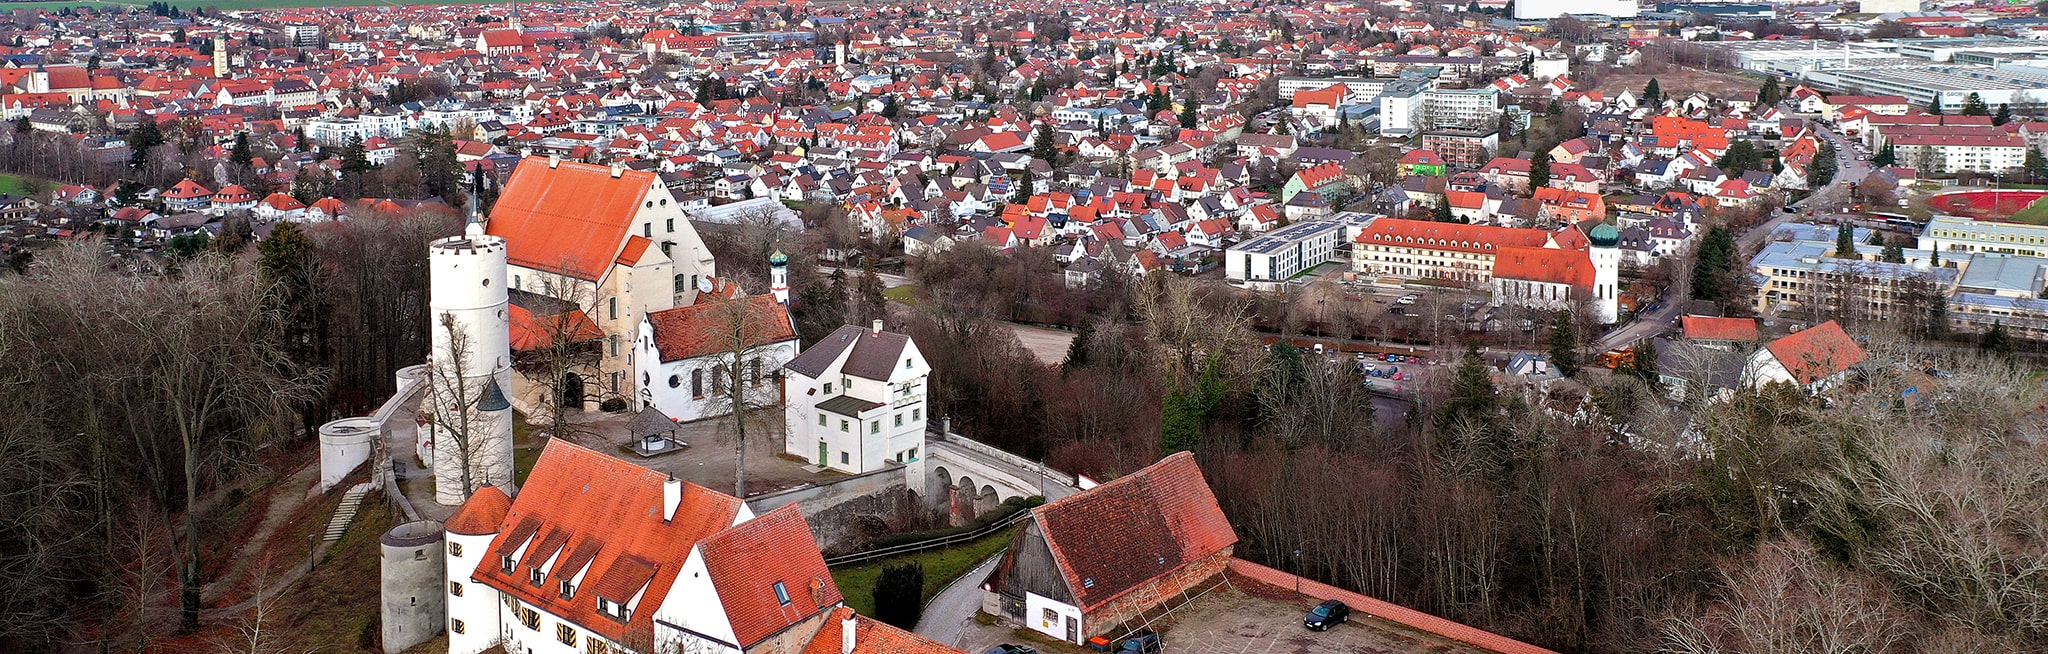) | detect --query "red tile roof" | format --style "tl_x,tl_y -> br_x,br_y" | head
698,505 -> 843,648
1765,320 -> 1867,386
472,439 -> 744,644
446,486 -> 512,536
645,294 -> 797,363
508,304 -> 604,352
1682,316 -> 1758,342
1033,451 -> 1237,612
801,608 -> 965,654
1355,218 -> 1552,254
485,157 -> 657,281
1489,246 -> 1594,290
